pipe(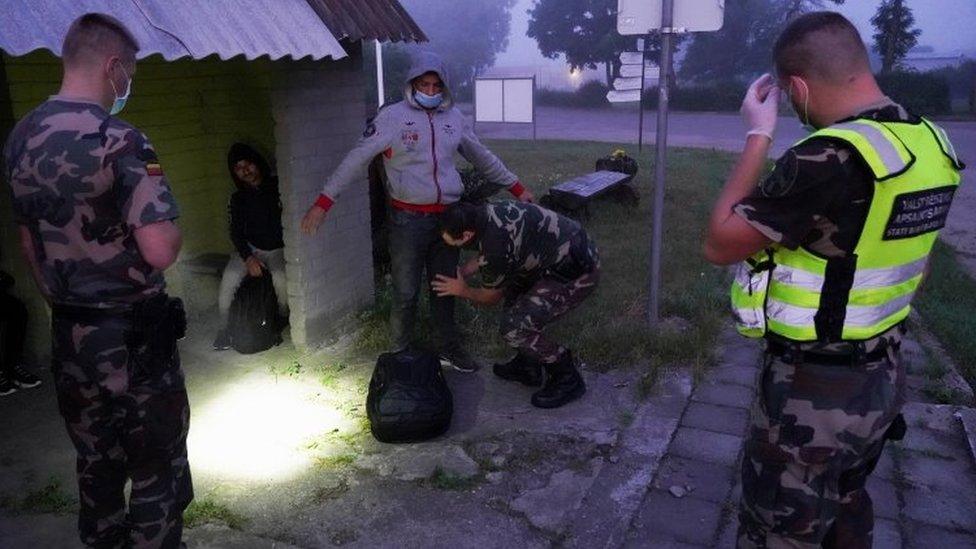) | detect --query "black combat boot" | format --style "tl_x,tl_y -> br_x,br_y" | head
531,350 -> 586,409
493,351 -> 544,387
